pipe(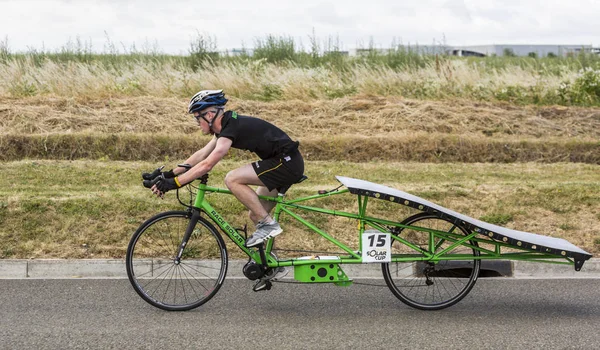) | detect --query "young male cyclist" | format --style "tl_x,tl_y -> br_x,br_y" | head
146,89 -> 304,254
